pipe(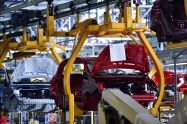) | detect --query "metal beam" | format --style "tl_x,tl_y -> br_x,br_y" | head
0,0 -> 118,33
55,0 -> 119,19
155,48 -> 187,58
0,0 -> 46,15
